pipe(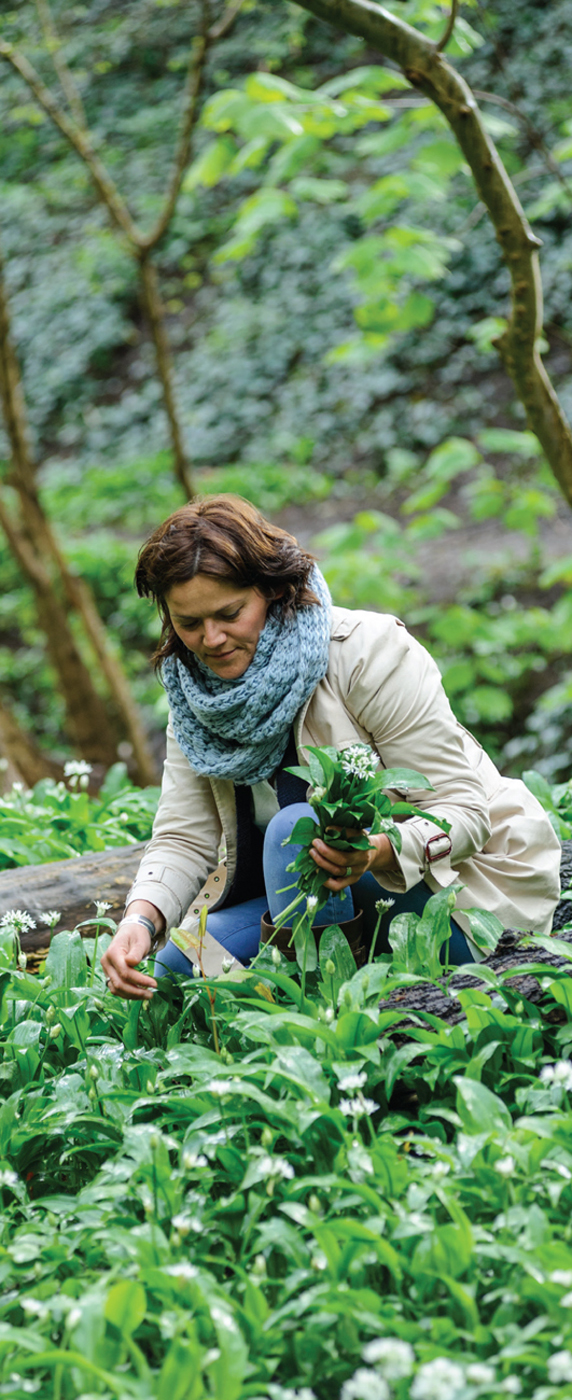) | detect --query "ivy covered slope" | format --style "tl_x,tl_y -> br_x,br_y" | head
2,0 -> 572,772
3,895 -> 572,1397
